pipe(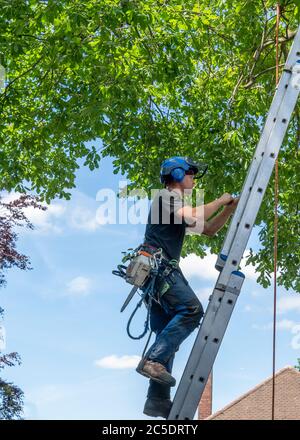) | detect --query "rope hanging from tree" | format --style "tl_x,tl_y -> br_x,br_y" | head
272,1 -> 281,421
